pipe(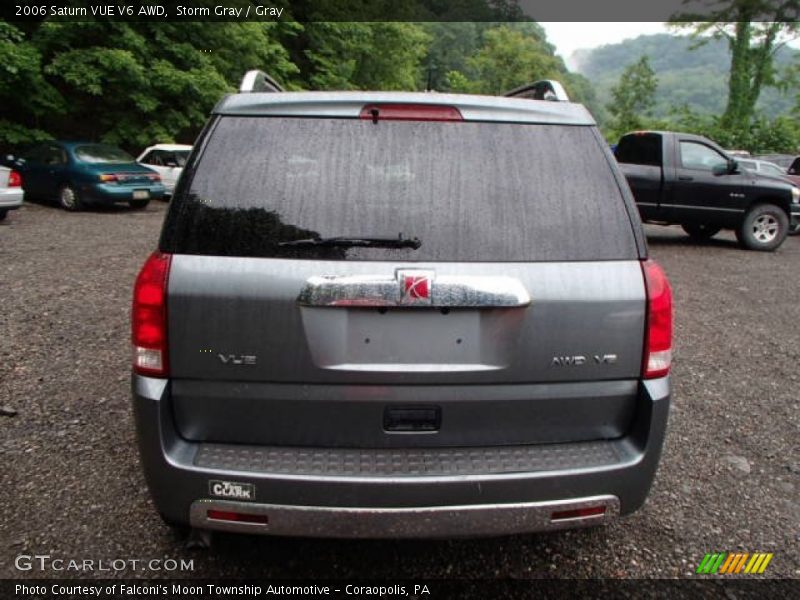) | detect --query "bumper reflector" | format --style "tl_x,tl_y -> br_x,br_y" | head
207,509 -> 268,525
550,505 -> 606,522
